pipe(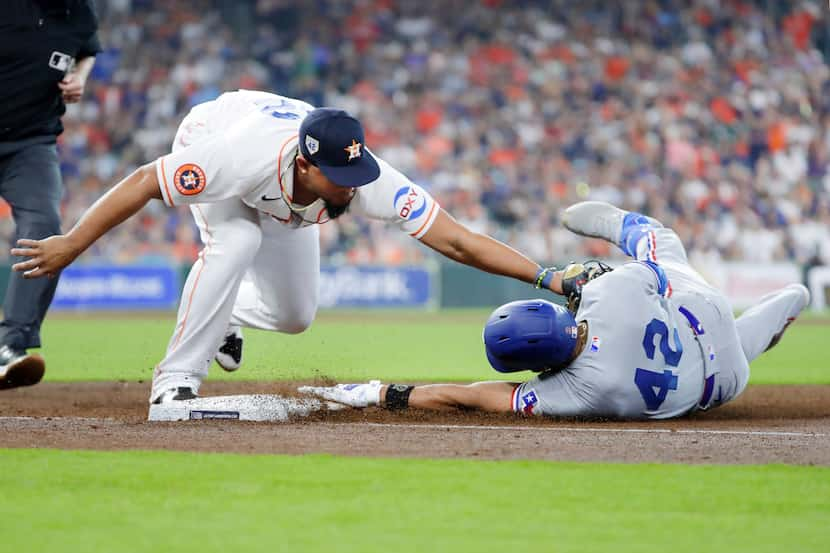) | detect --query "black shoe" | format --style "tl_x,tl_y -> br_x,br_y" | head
215,327 -> 243,372
0,345 -> 45,390
151,386 -> 197,405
